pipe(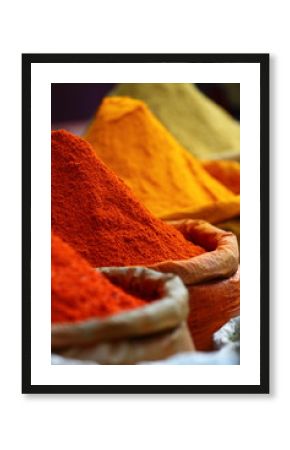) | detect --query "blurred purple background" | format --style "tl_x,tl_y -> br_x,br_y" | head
51,83 -> 240,126
51,83 -> 116,122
